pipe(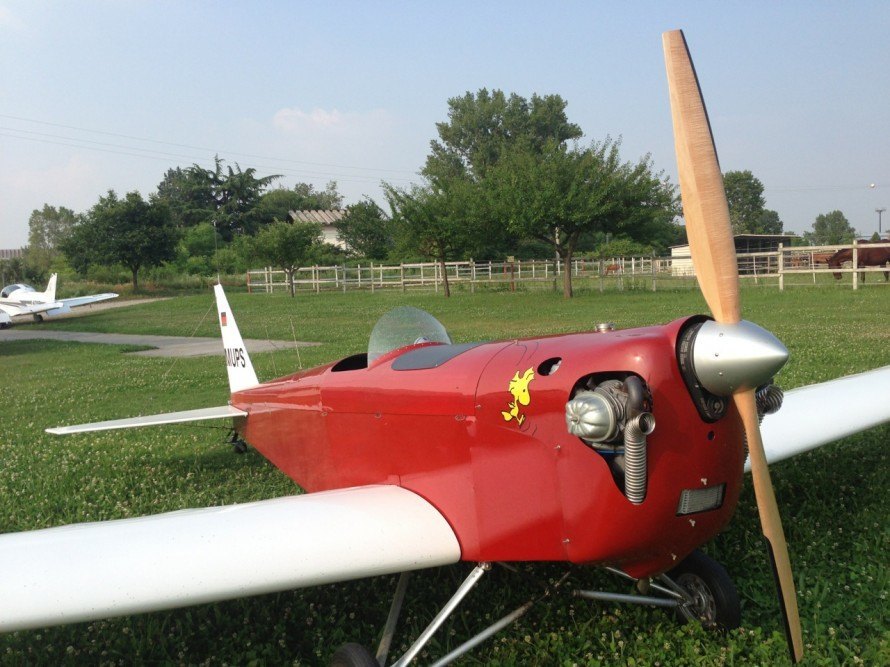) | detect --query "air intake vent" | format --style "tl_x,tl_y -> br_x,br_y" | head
676,484 -> 725,515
